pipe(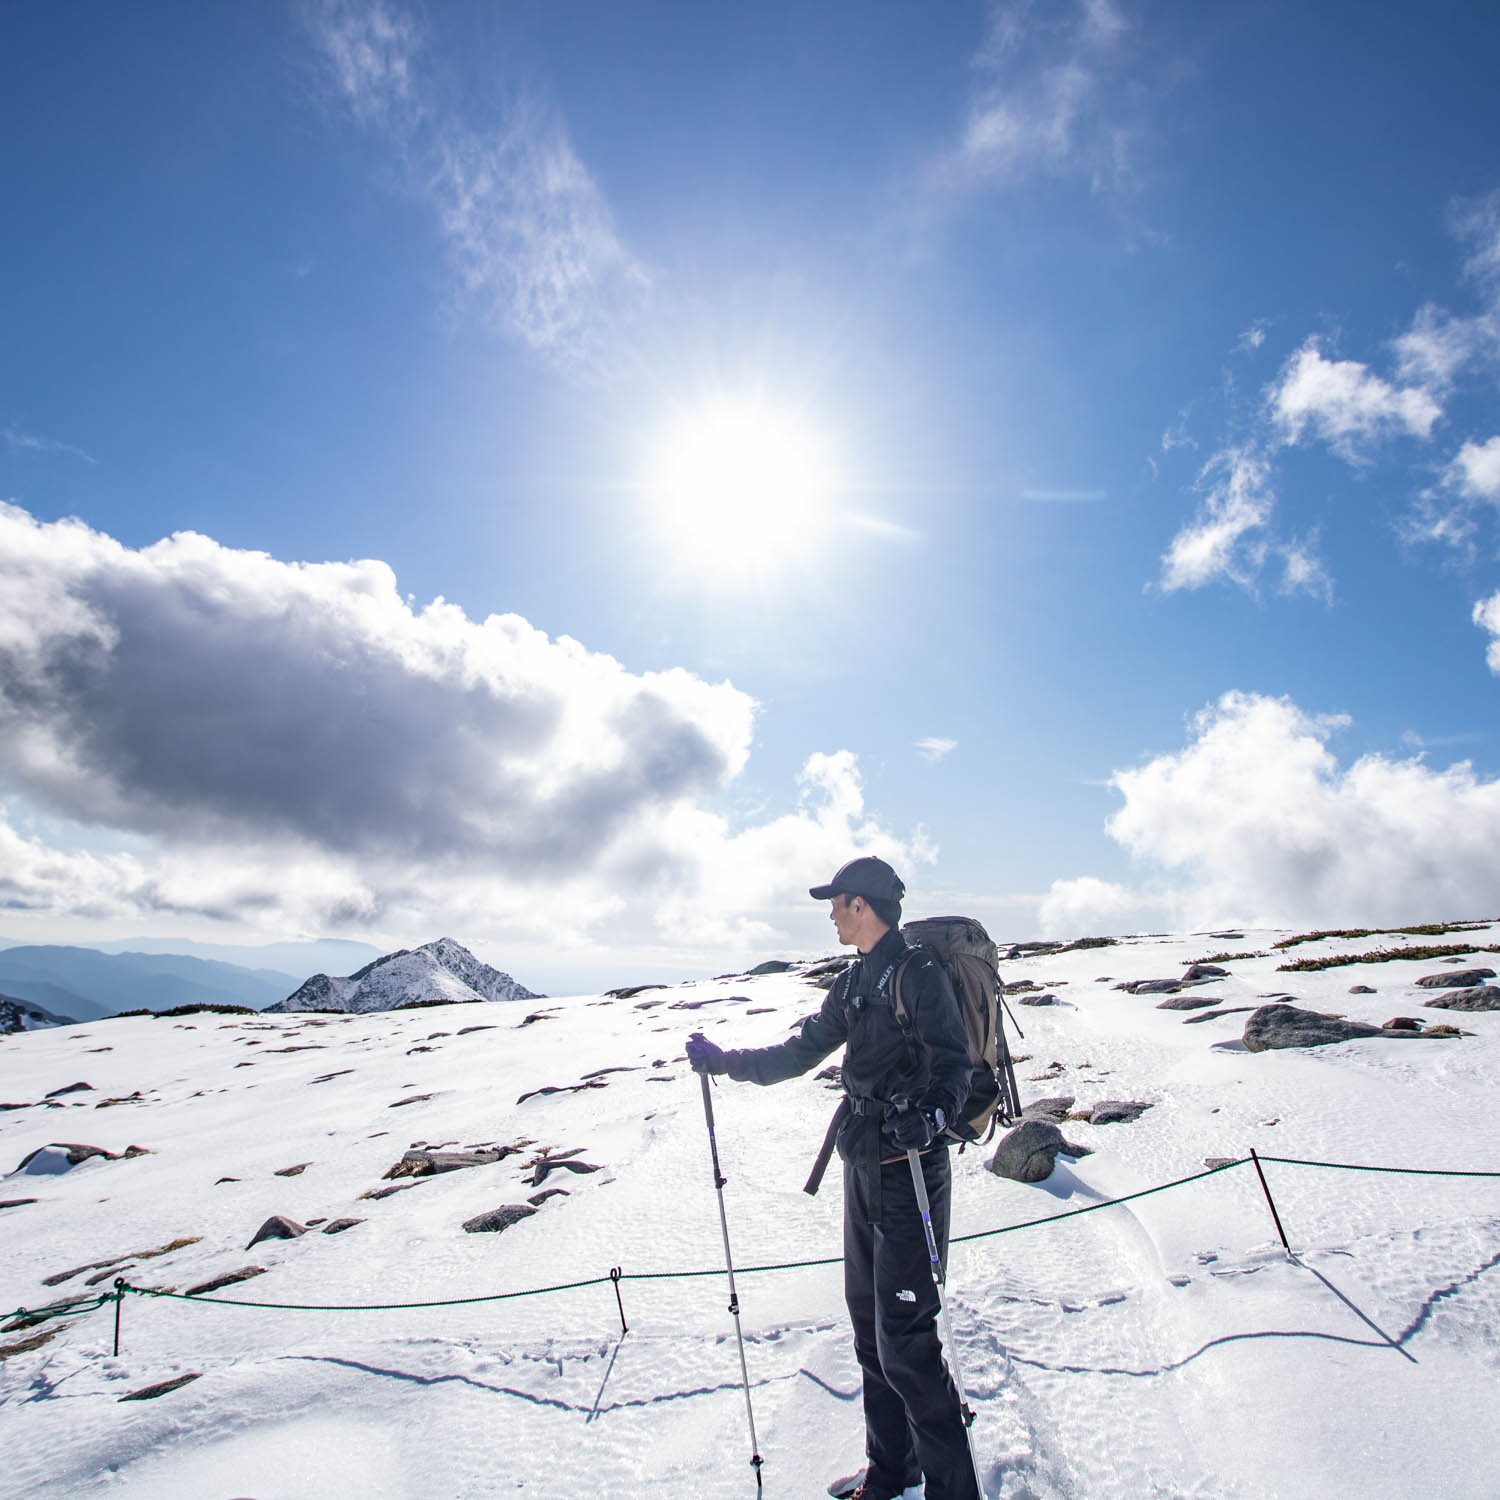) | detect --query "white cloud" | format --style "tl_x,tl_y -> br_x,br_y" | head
944,0 -> 1136,193
1392,303 -> 1482,388
1044,691 -> 1500,935
1448,435 -> 1500,501
1158,446 -> 1273,592
1037,874 -> 1168,938
1474,592 -> 1500,674
306,0 -> 647,373
1269,340 -> 1441,458
0,504 -> 924,956
1278,534 -> 1332,603
1236,321 -> 1268,353
3,425 -> 96,464
915,737 -> 957,763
